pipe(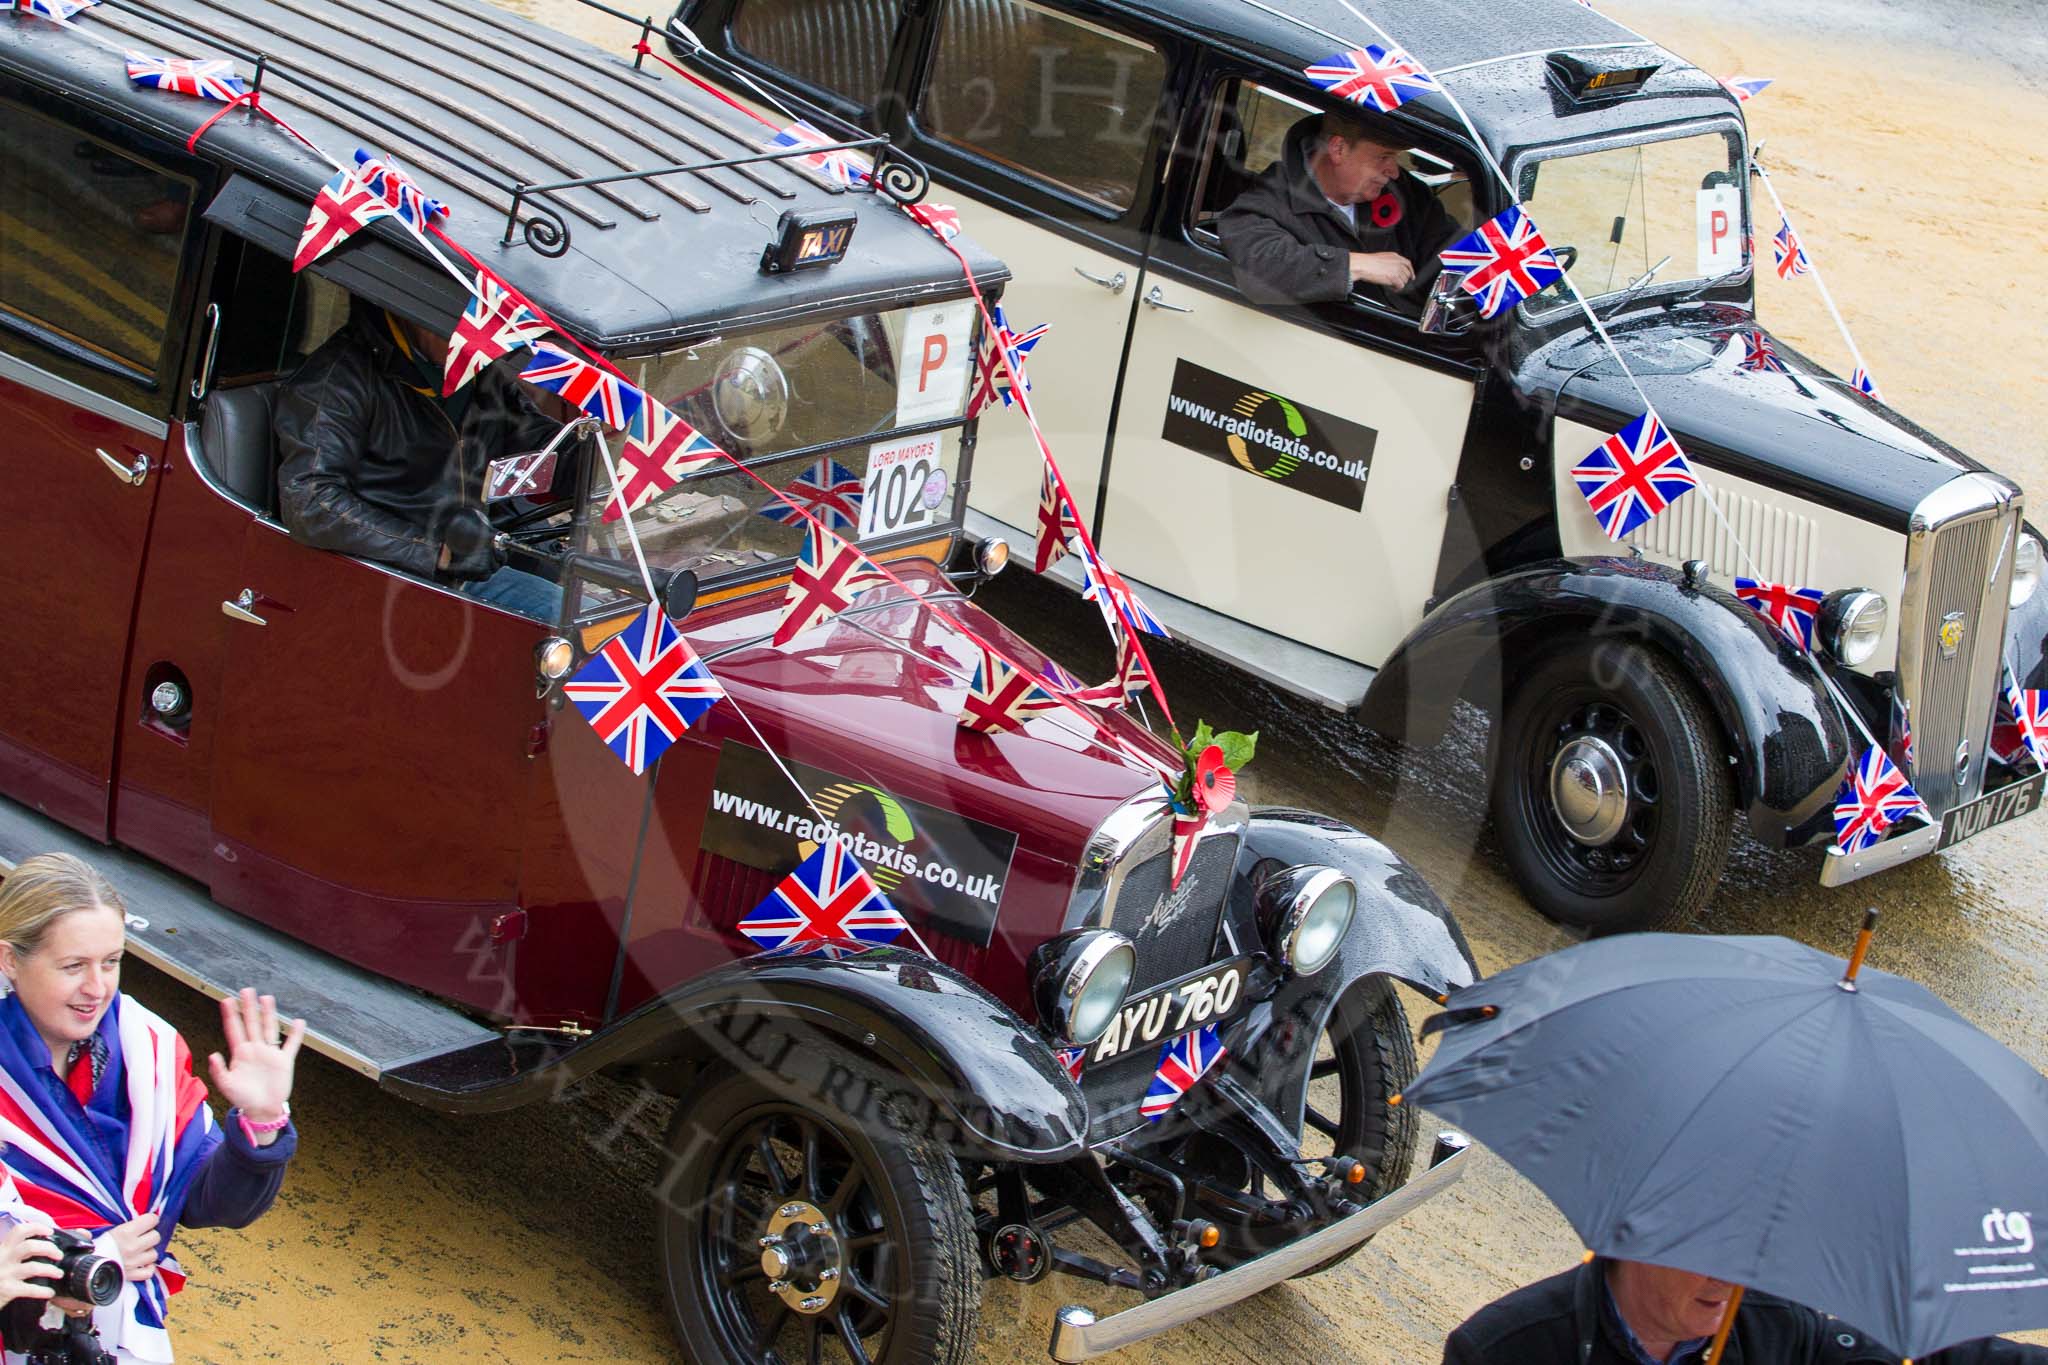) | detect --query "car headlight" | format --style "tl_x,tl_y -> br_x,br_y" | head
1256,866 -> 1356,977
1029,929 -> 1135,1048
1819,589 -> 1888,667
2013,533 -> 2042,608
